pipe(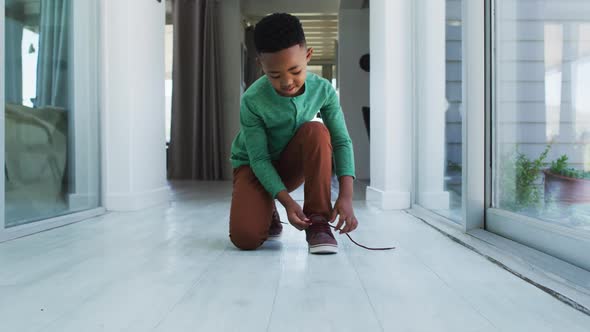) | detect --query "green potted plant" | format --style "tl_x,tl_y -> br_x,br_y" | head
544,154 -> 590,204
499,145 -> 550,210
